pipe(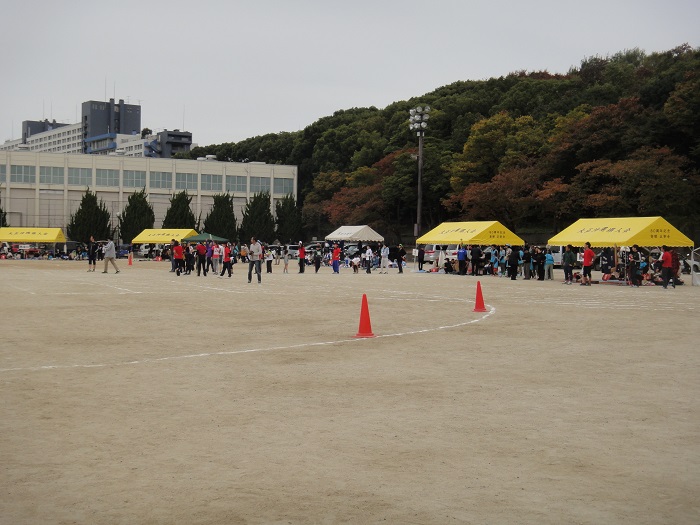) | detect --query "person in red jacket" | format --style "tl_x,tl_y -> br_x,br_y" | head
172,241 -> 185,276
195,241 -> 207,276
332,244 -> 341,274
298,242 -> 306,273
219,242 -> 233,278
581,242 -> 596,286
660,245 -> 675,289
